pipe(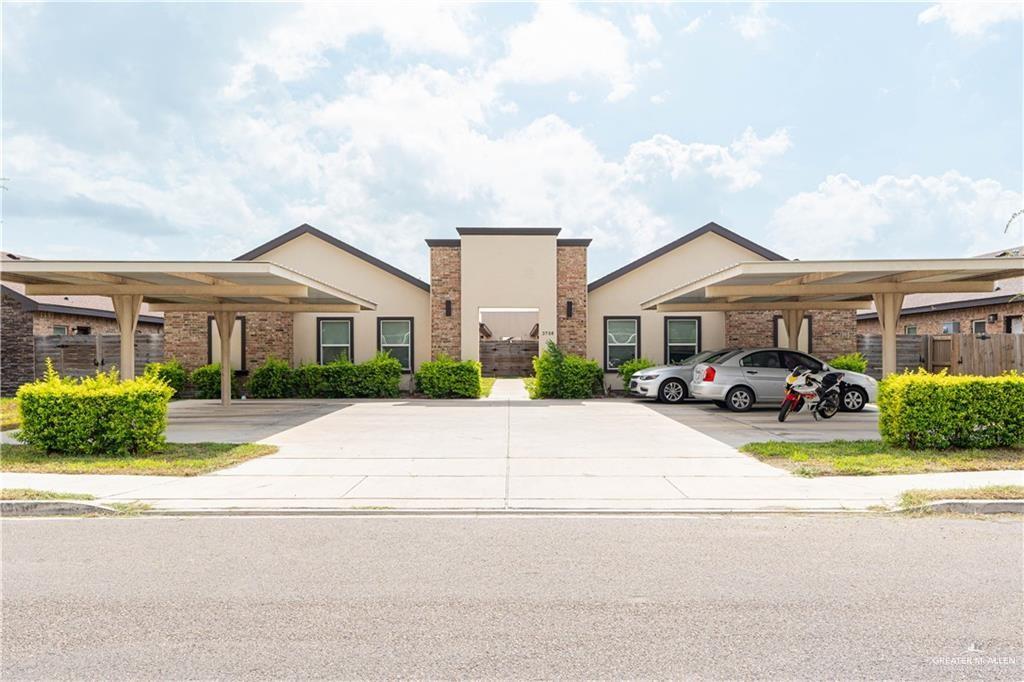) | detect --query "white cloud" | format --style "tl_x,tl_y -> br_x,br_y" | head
625,127 -> 791,191
769,172 -> 1023,258
492,2 -> 636,101
631,14 -> 661,45
682,17 -> 703,34
650,91 -> 669,104
224,3 -> 474,98
918,2 -> 1022,38
567,90 -> 582,103
731,2 -> 782,40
